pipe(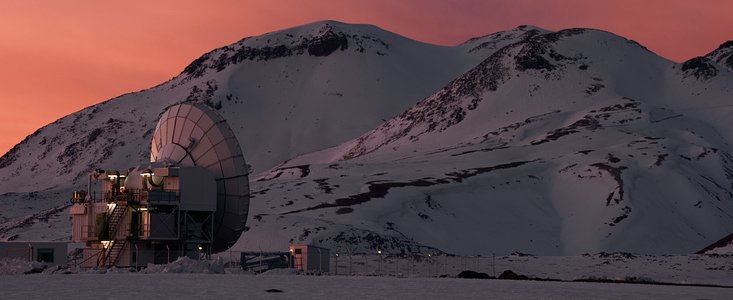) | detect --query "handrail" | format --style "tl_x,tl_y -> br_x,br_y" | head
107,203 -> 128,239
76,248 -> 103,268
98,203 -> 130,268
107,239 -> 128,267
71,189 -> 181,204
